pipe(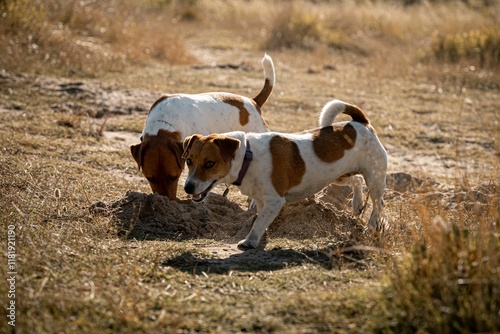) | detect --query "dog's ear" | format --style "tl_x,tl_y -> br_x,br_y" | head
182,134 -> 201,159
171,141 -> 185,170
214,136 -> 240,162
130,142 -> 147,170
